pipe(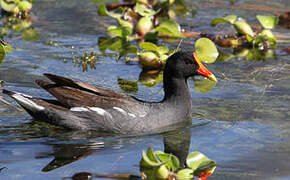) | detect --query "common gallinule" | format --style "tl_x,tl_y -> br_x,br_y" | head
2,51 -> 217,134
